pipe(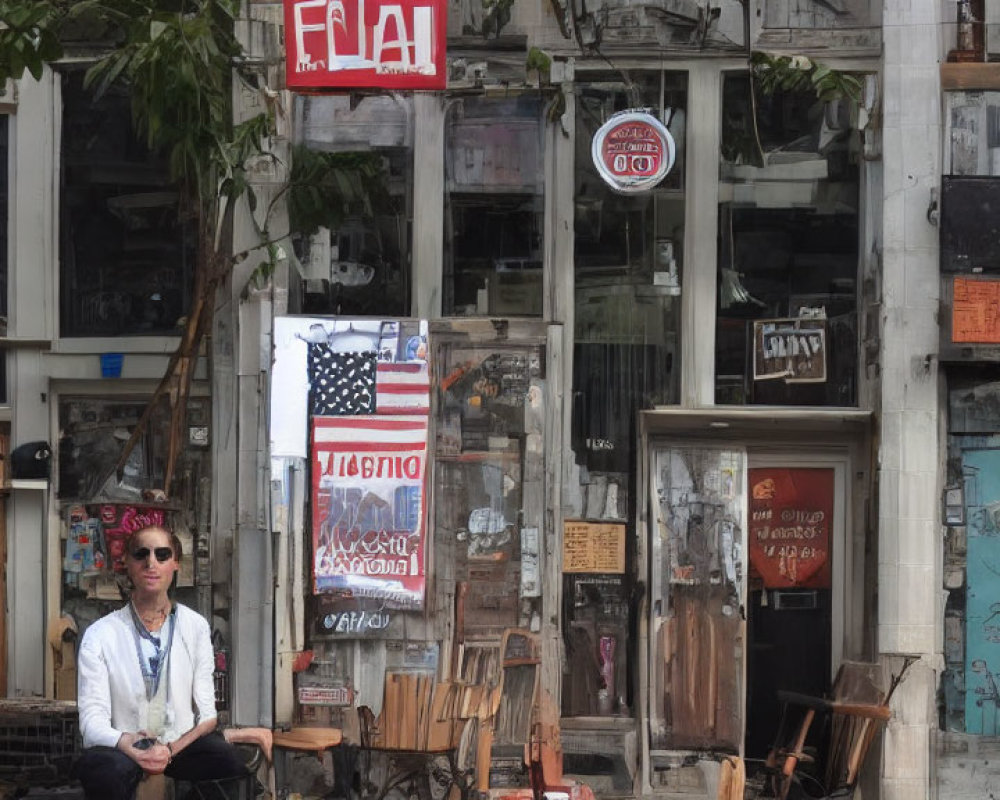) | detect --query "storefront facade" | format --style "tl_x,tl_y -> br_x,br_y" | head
7,0 -> 1000,797
263,0 -> 889,794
